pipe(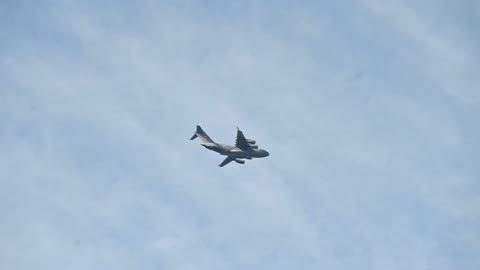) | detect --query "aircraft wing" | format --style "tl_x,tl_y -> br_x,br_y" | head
219,157 -> 234,167
235,127 -> 251,150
